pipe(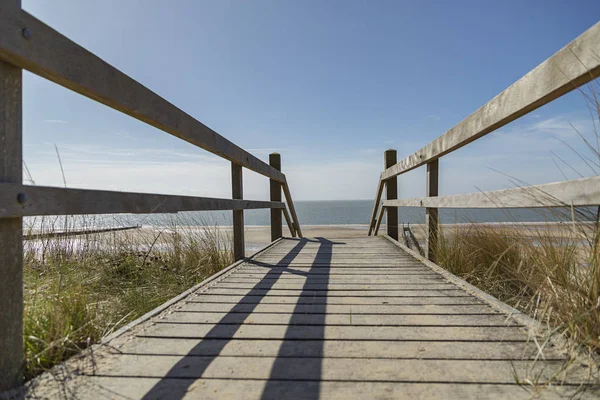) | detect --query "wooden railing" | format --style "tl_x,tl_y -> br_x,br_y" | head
369,21 -> 600,261
0,1 -> 302,390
